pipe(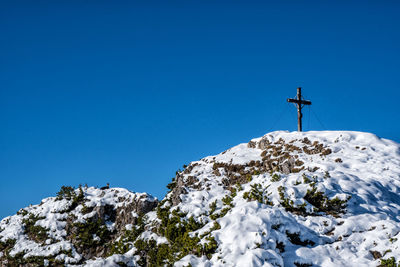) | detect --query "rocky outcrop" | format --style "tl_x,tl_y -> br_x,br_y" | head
114,195 -> 158,232
0,186 -> 158,266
